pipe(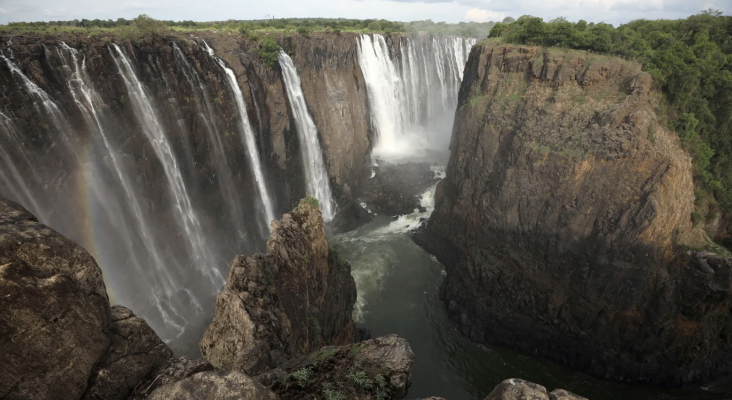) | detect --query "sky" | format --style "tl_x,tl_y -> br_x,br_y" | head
0,0 -> 730,26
